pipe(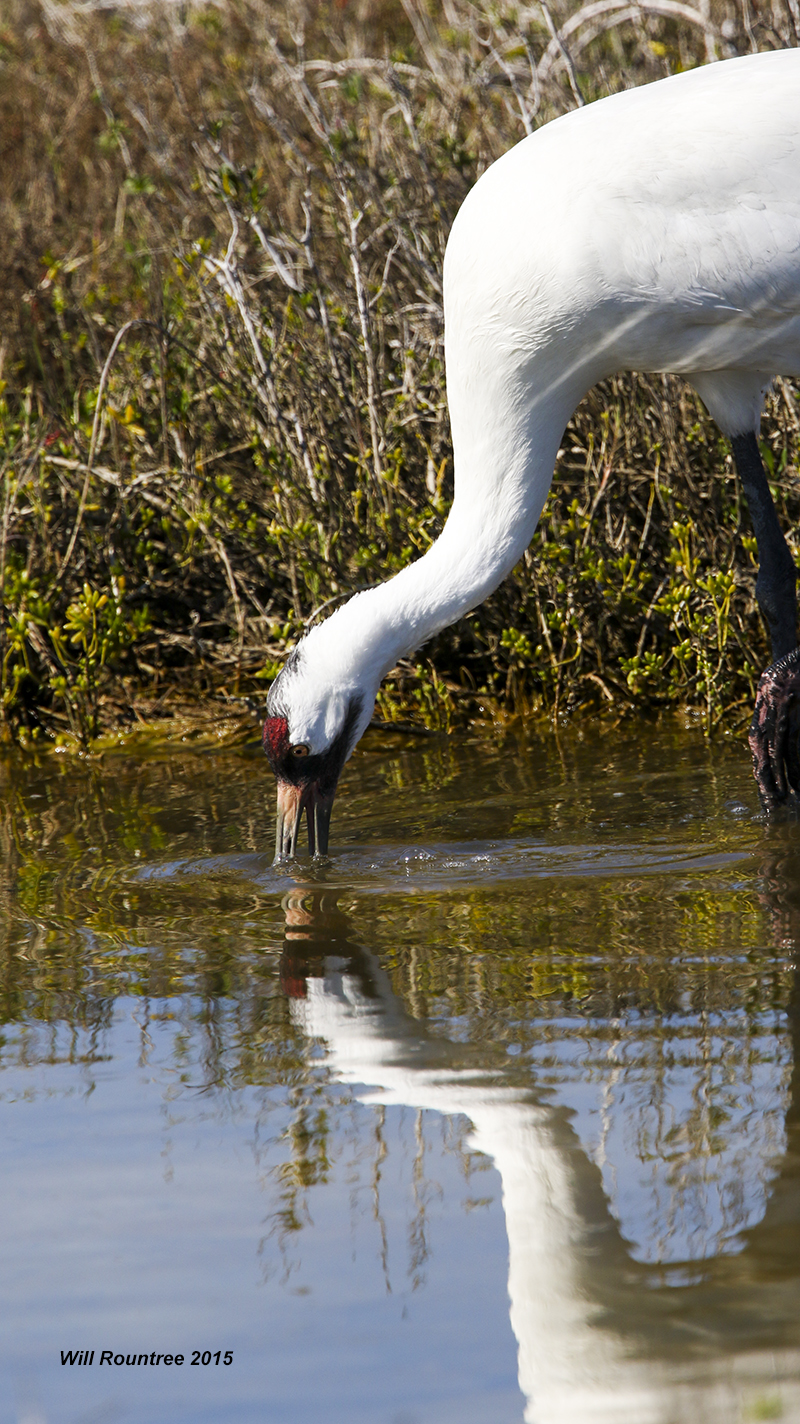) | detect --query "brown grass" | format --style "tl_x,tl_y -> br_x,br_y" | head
2,0 -> 800,744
